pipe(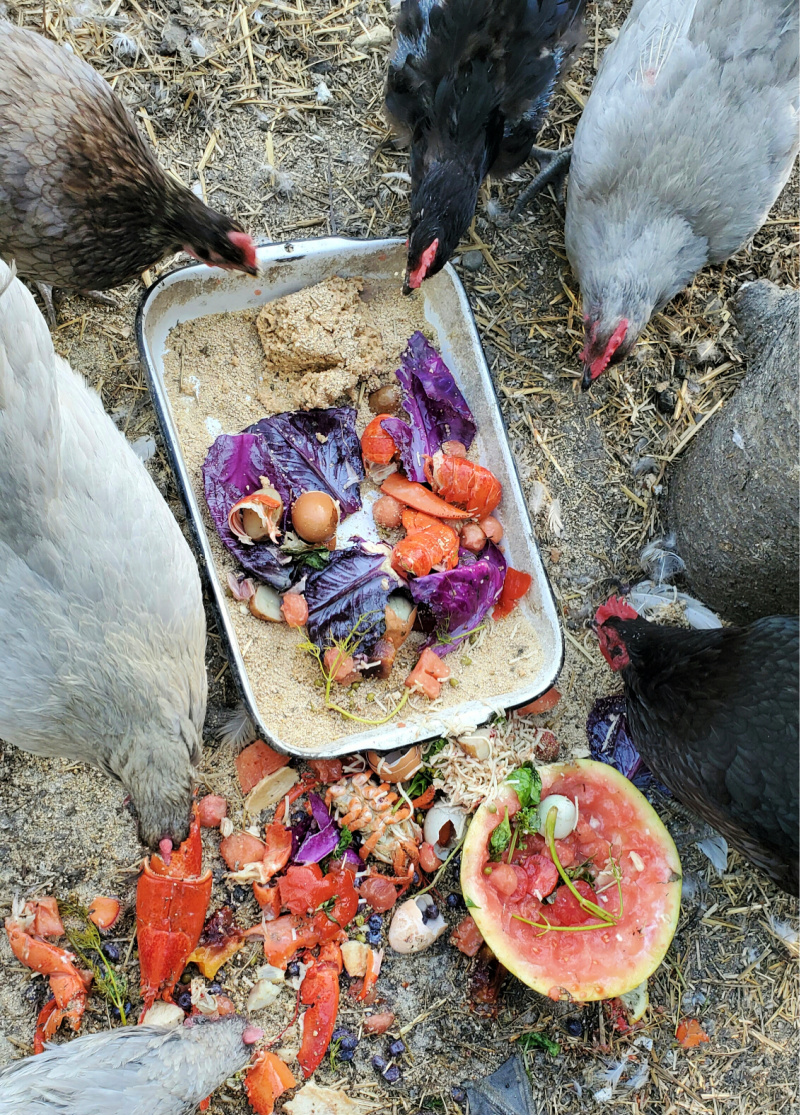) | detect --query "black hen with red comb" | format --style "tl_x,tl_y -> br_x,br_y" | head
386,0 -> 586,292
595,602 -> 799,894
